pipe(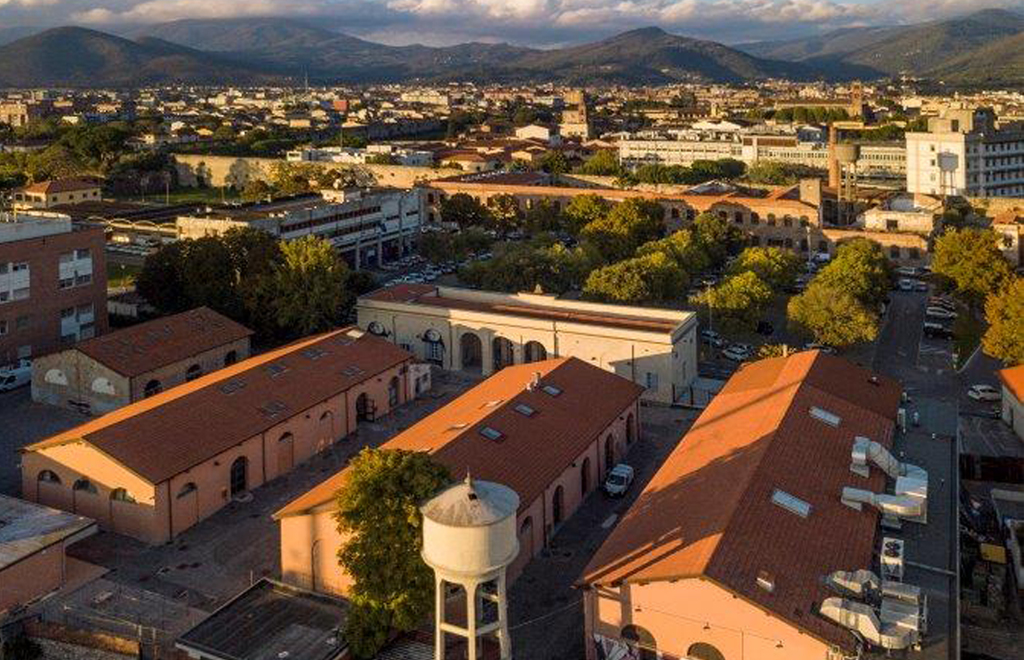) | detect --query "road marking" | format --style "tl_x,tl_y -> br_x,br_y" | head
601,514 -> 618,529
